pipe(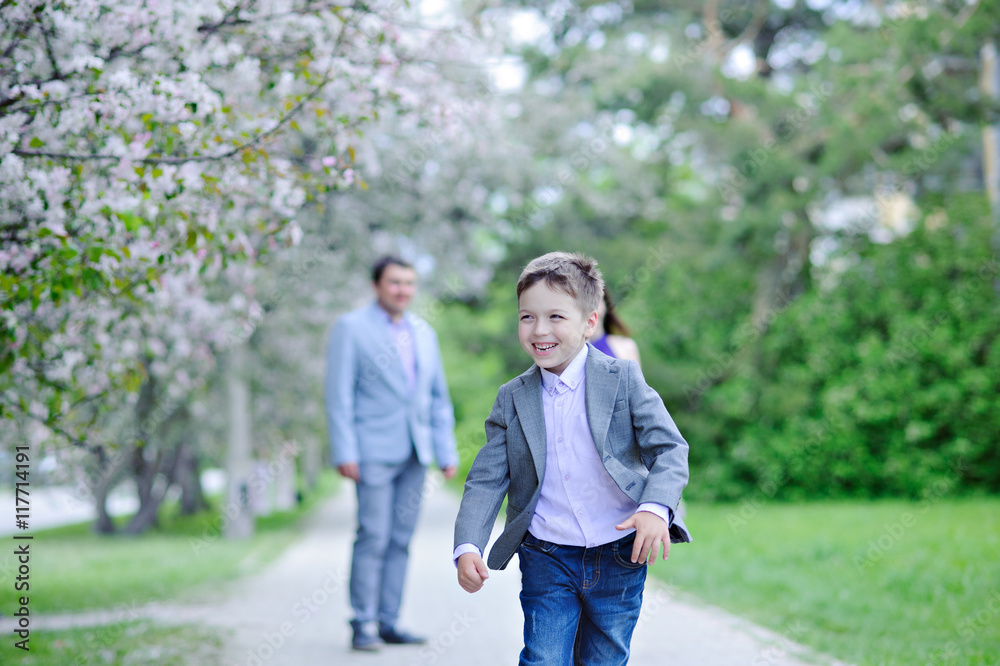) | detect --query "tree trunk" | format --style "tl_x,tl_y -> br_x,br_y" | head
225,345 -> 255,539
981,42 -> 999,215
90,447 -> 130,534
751,218 -> 812,335
747,214 -> 814,410
304,436 -> 320,490
981,41 -> 1000,297
123,446 -> 166,534
91,483 -> 116,534
121,363 -> 198,533
175,442 -> 208,515
275,448 -> 298,511
122,360 -> 160,533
